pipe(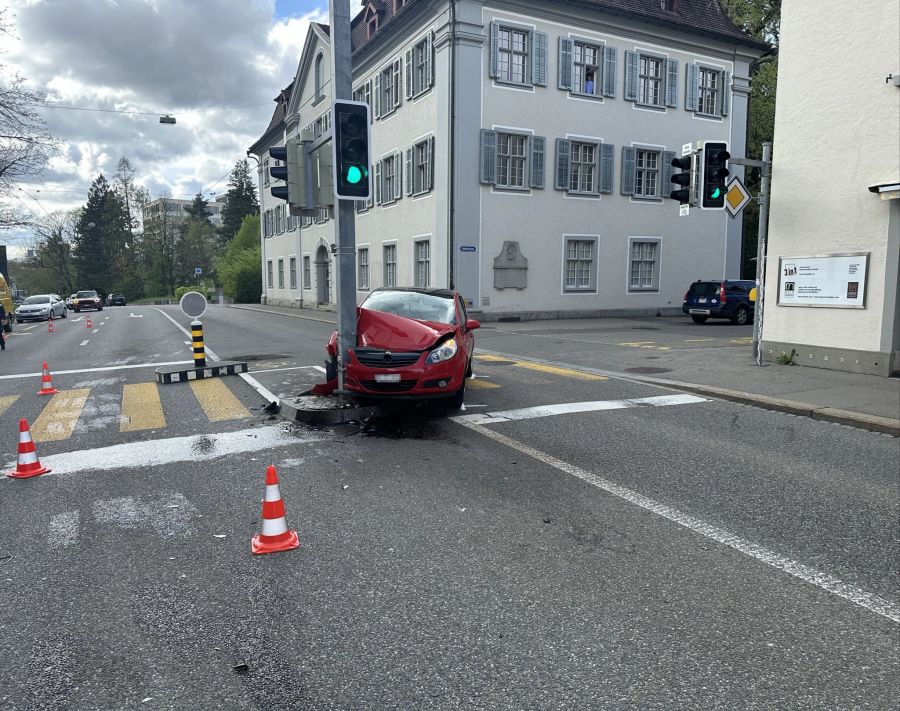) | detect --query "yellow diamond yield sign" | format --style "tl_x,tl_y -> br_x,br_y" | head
724,176 -> 752,218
